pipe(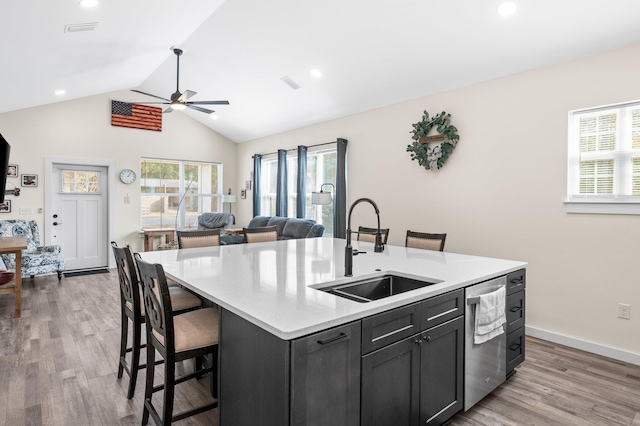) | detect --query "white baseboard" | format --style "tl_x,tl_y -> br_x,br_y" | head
526,326 -> 640,366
